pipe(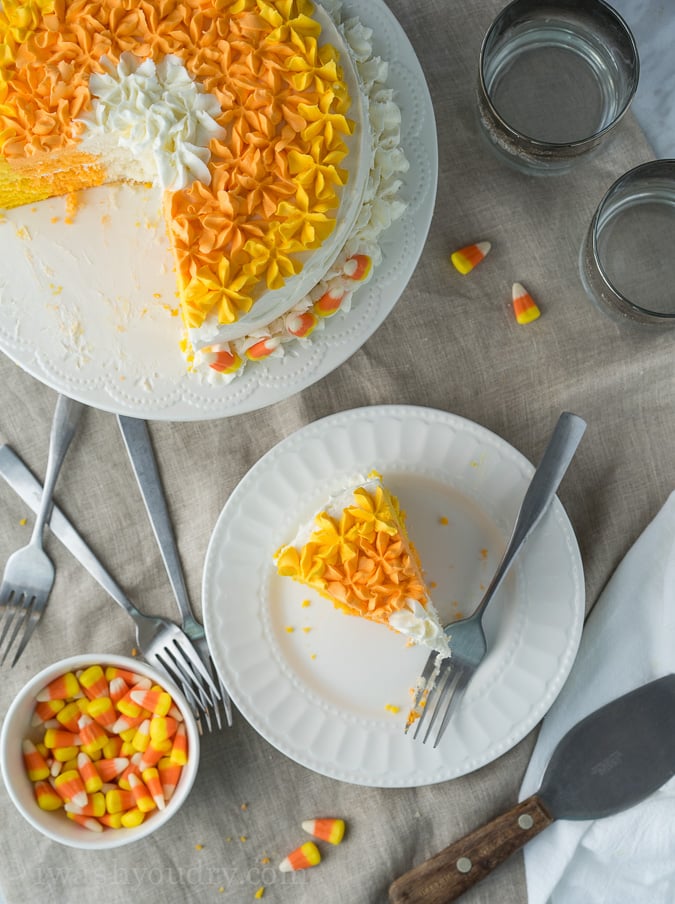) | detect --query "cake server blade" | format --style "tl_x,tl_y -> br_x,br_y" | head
389,674 -> 675,903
